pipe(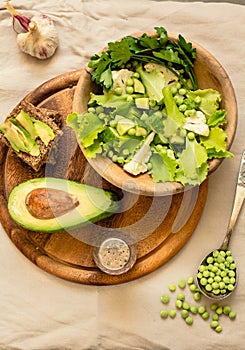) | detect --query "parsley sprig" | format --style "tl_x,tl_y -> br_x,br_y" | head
88,27 -> 197,91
